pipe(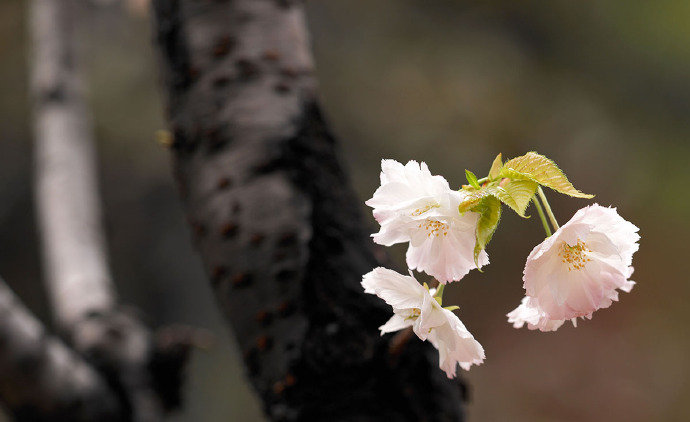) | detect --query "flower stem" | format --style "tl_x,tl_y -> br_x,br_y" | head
532,196 -> 552,237
537,187 -> 560,230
